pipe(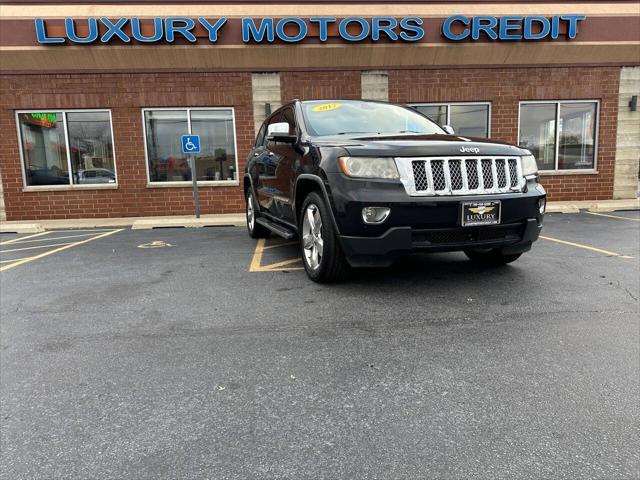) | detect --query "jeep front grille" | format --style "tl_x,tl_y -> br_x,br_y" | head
397,157 -> 526,196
